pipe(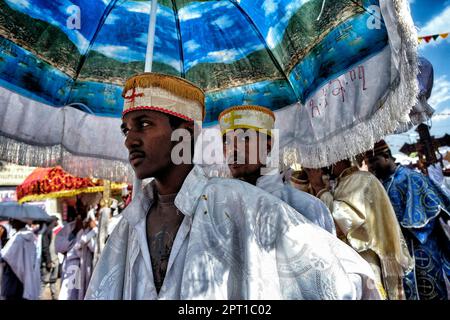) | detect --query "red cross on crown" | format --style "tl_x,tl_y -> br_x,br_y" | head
124,87 -> 144,107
